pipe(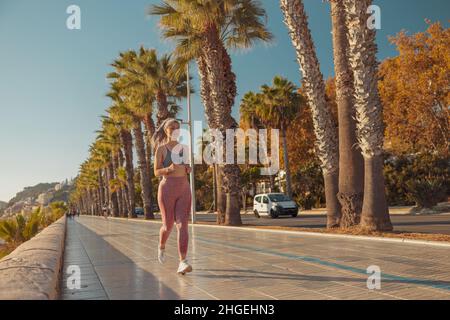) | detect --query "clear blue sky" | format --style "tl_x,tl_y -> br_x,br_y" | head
0,0 -> 449,202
